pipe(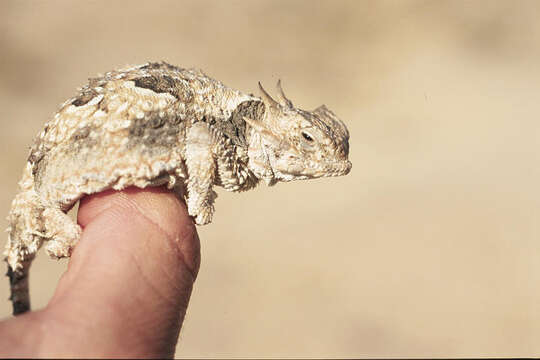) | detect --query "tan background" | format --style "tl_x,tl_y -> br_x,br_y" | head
1,0 -> 539,357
